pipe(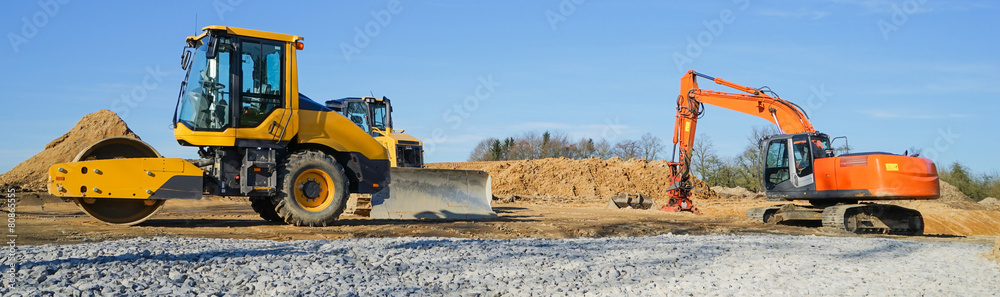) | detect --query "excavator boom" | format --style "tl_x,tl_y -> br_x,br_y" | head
663,70 -> 818,213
